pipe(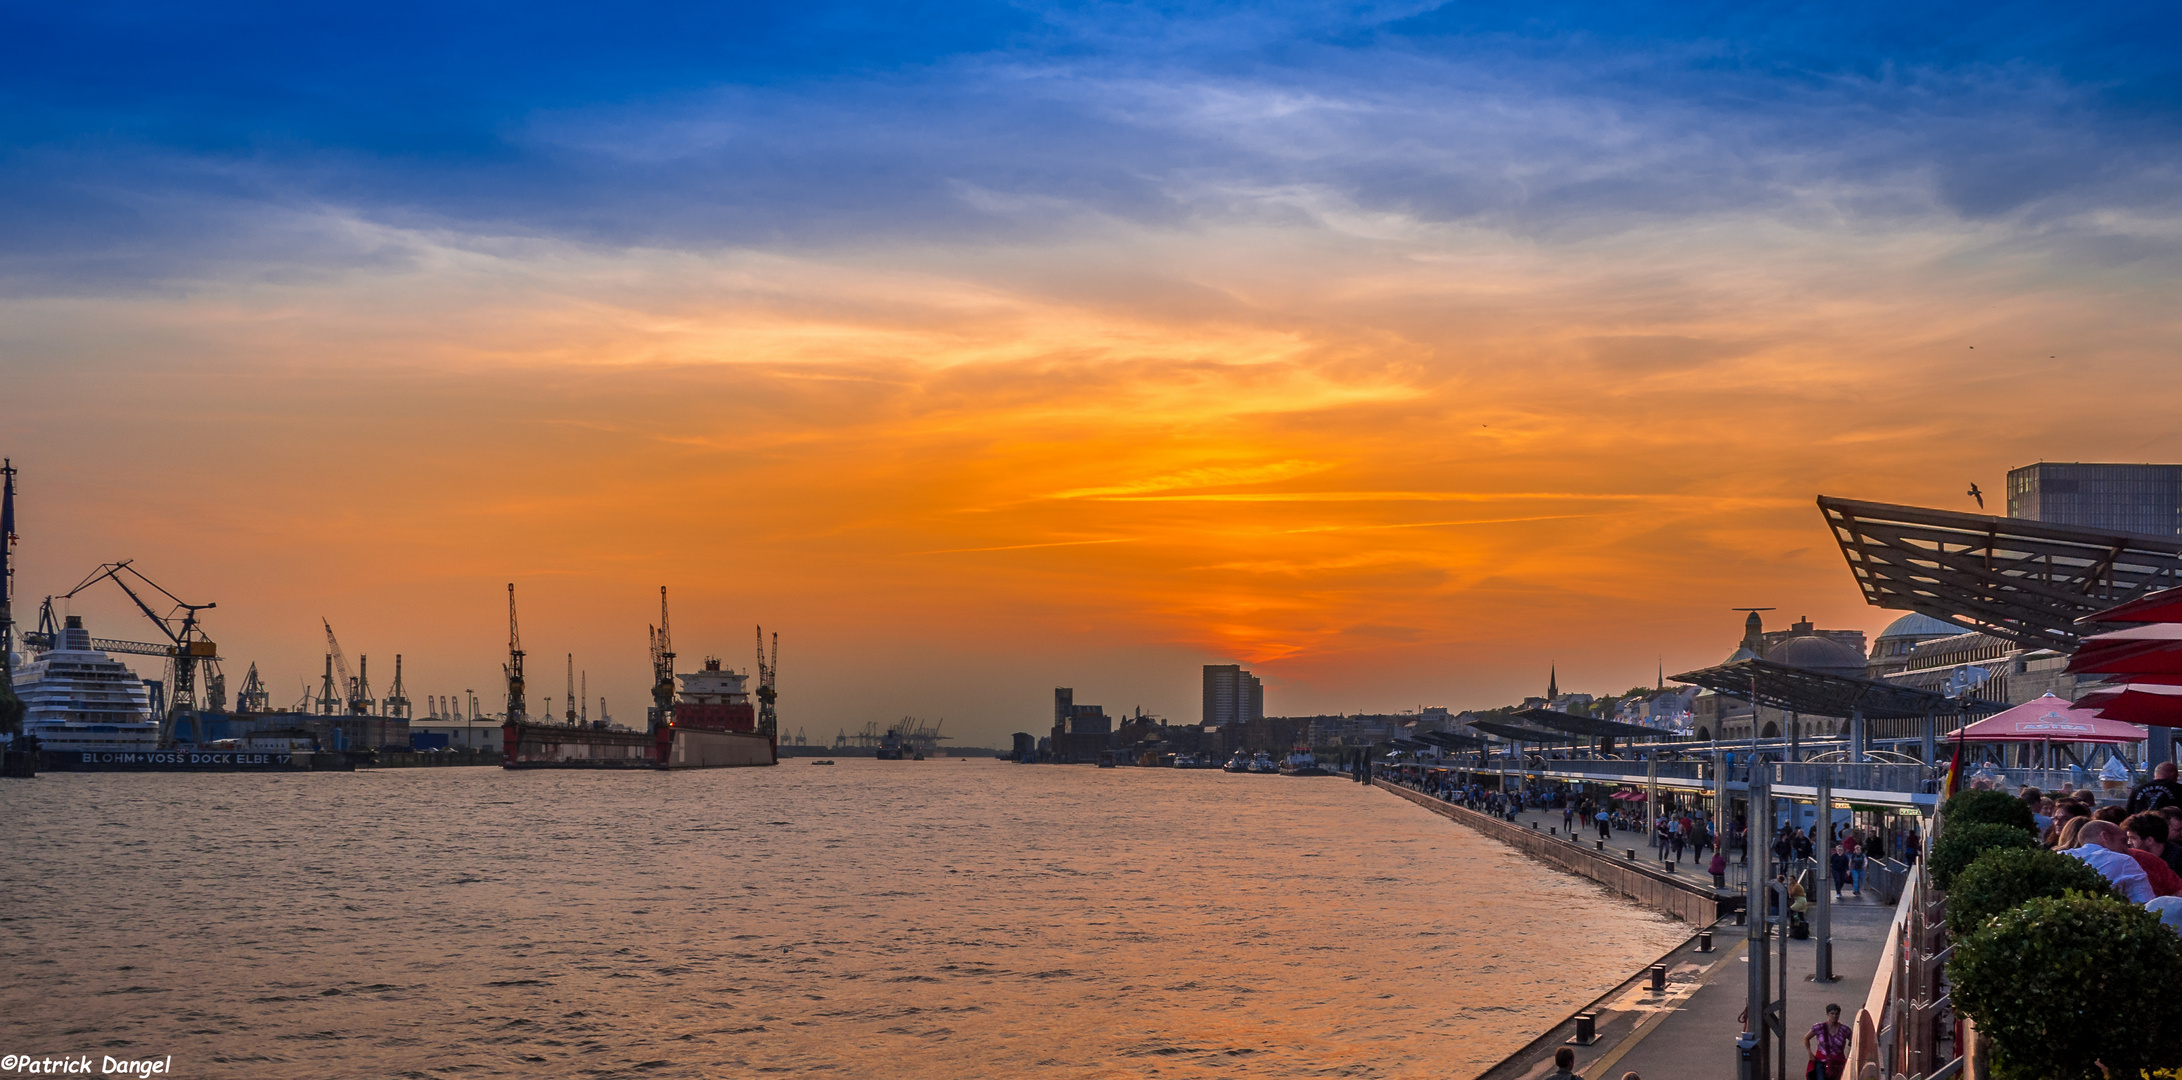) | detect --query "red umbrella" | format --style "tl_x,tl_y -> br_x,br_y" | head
1946,693 -> 2146,743
2067,642 -> 2182,676
2082,586 -> 2182,625
2095,688 -> 2182,728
